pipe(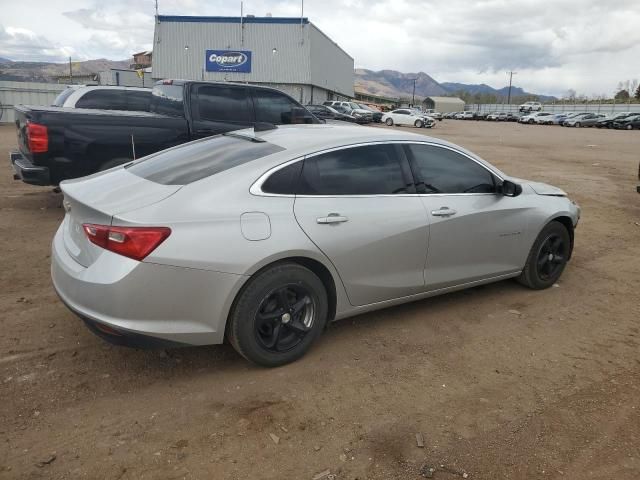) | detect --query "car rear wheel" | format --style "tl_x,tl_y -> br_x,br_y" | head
518,221 -> 571,290
227,263 -> 328,367
414,119 -> 423,128
385,118 -> 394,126
528,119 -> 535,124
574,122 -> 581,128
627,124 -> 633,130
